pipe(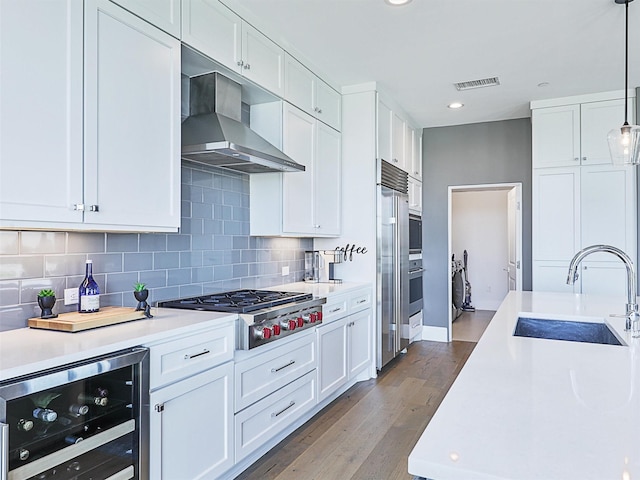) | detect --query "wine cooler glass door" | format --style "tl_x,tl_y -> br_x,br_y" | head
0,348 -> 148,480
